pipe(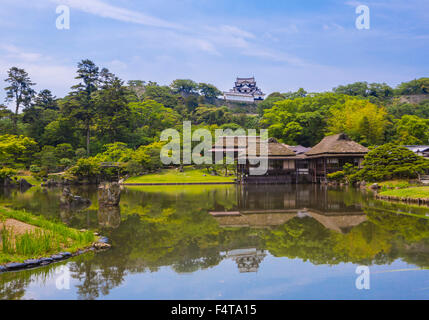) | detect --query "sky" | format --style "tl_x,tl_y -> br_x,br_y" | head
0,0 -> 428,103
